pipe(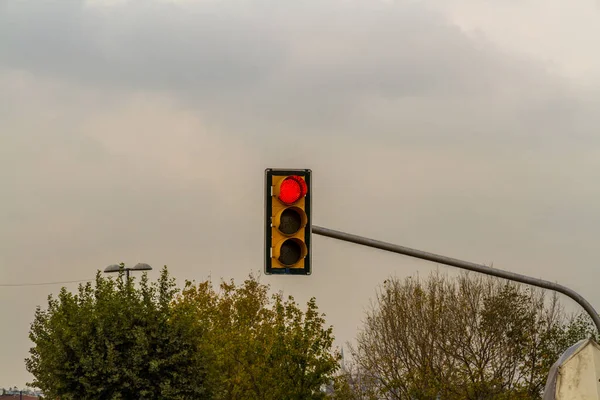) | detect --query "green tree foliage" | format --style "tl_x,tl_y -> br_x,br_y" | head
175,274 -> 341,399
341,272 -> 597,400
26,268 -> 340,400
26,266 -> 211,400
